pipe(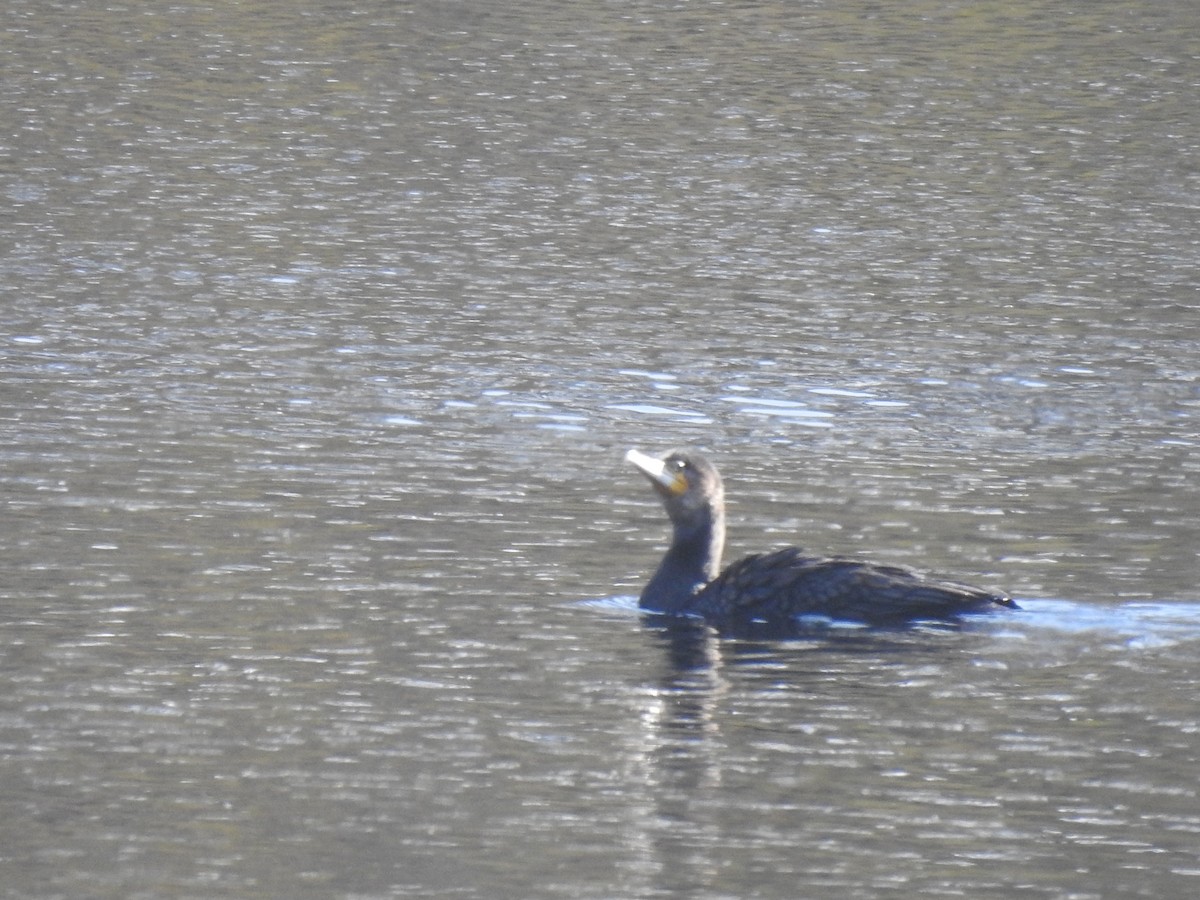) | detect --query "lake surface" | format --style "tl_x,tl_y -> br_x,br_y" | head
3,1 -> 1199,897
